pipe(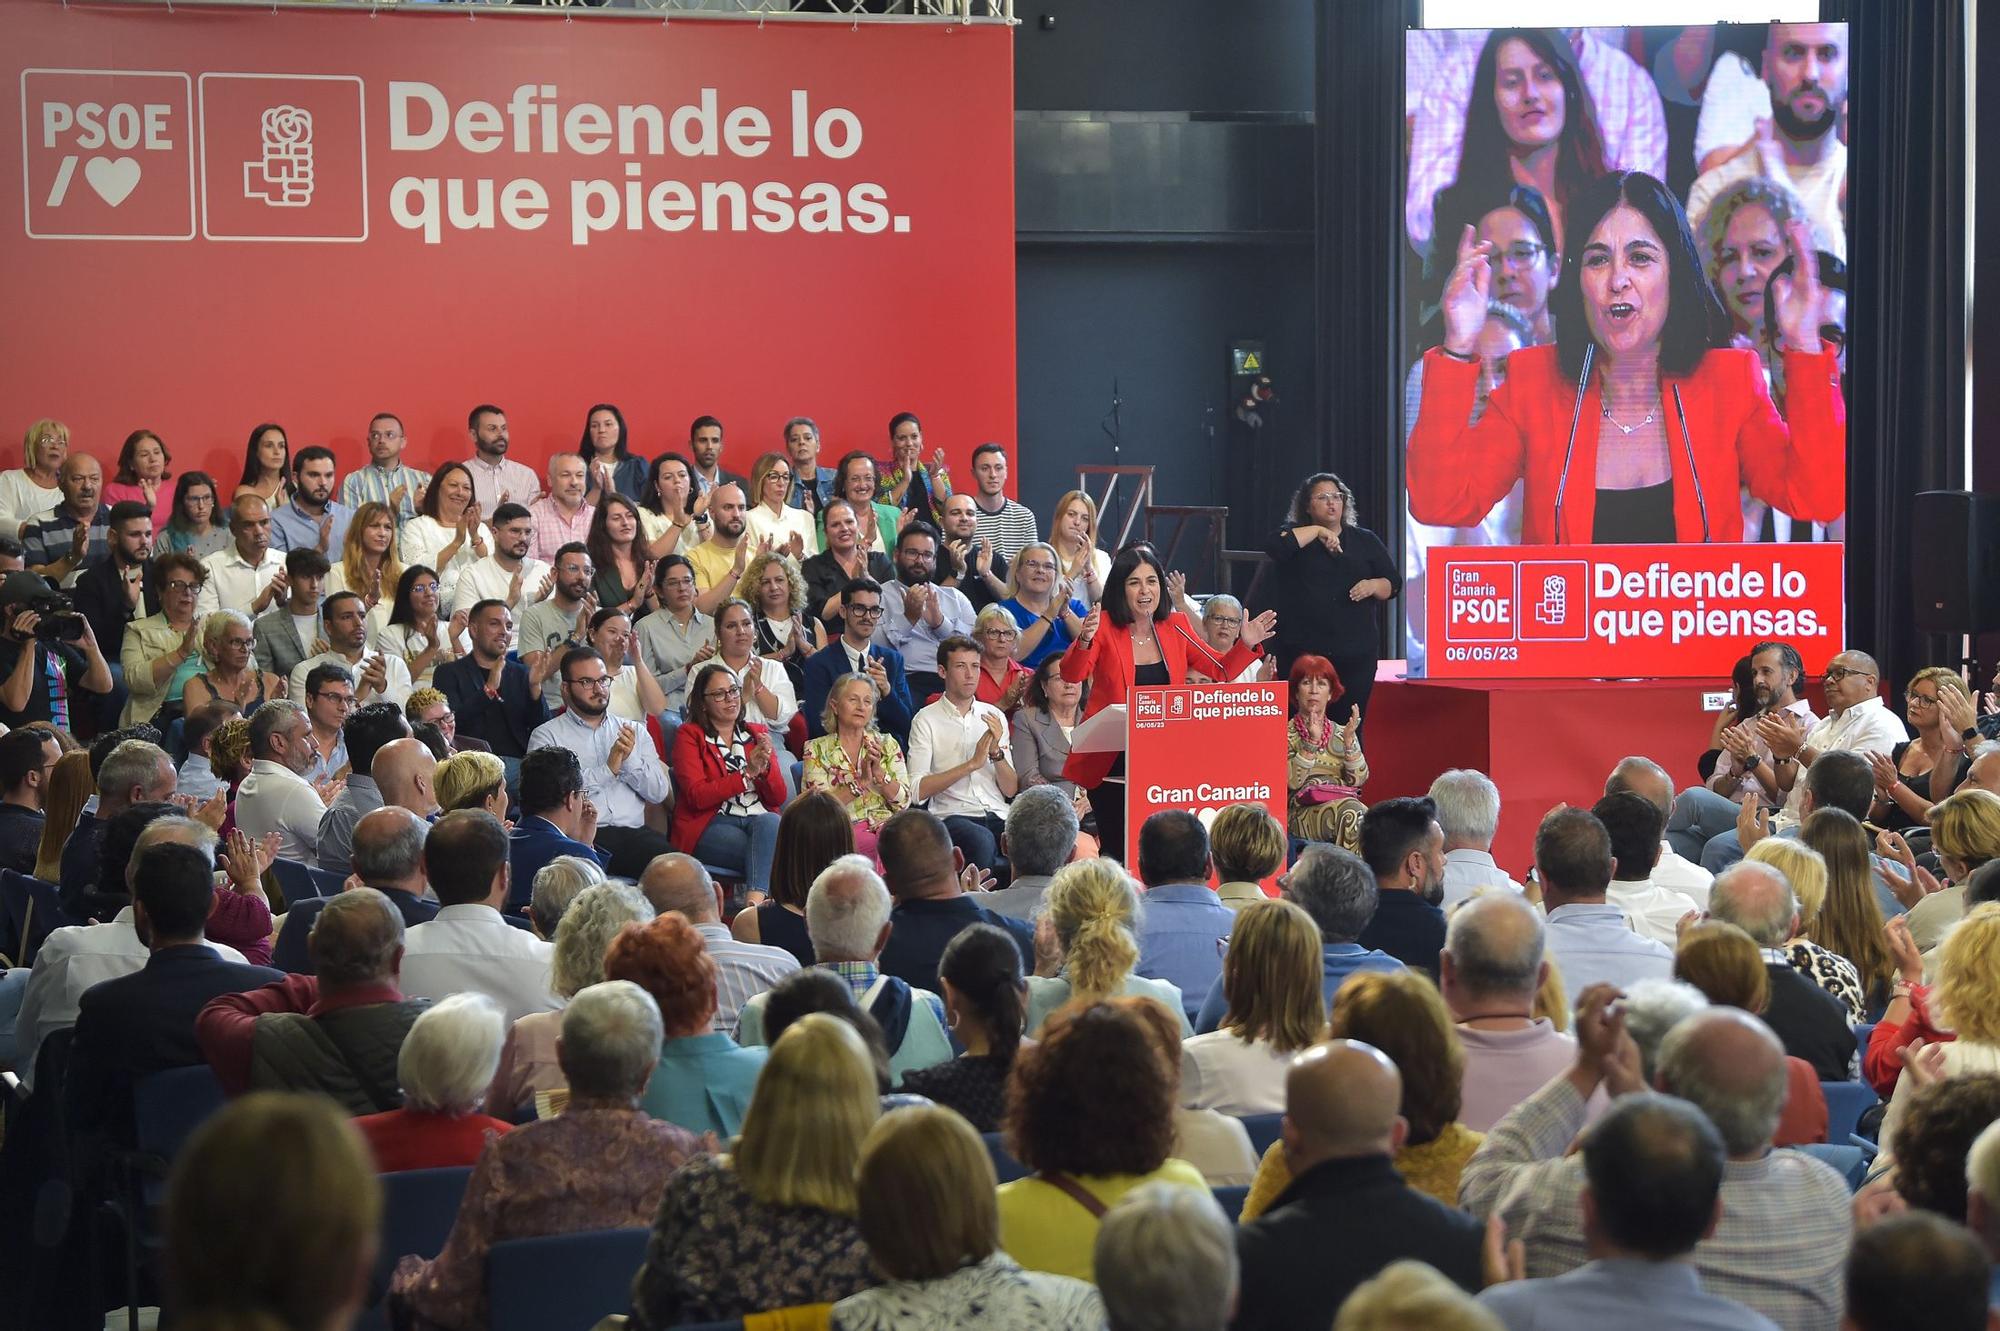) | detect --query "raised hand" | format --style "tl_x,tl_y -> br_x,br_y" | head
1883,915 -> 1924,982
1754,710 -> 1806,759
866,656 -> 890,697
1940,685 -> 1978,741
1240,609 -> 1277,647
178,619 -> 201,662
67,520 -> 88,559
1876,828 -> 1917,872
389,484 -> 409,515
1441,224 -> 1495,355
1735,795 -> 1770,849
121,566 -> 145,609
447,608 -> 470,651
314,776 -> 346,805
1770,218 -> 1828,354
785,531 -> 805,560
690,640 -> 717,667
579,796 -> 600,843
607,722 -> 637,774
1898,1037 -> 1950,1089
310,636 -> 332,658
533,570 -> 555,603
1077,607 -> 1101,647
190,787 -> 228,831
958,861 -> 997,894
506,566 -> 524,608
1867,750 -> 1901,799
316,512 -> 335,552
